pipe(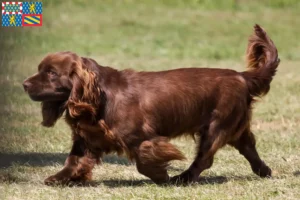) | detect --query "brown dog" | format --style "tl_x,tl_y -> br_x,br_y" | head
23,25 -> 279,185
